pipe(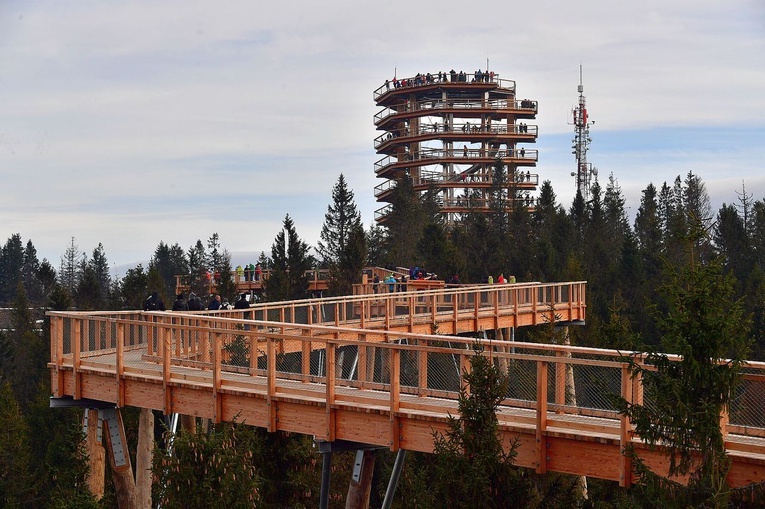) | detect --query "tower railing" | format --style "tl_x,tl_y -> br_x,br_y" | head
373,74 -> 516,100
374,98 -> 538,125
